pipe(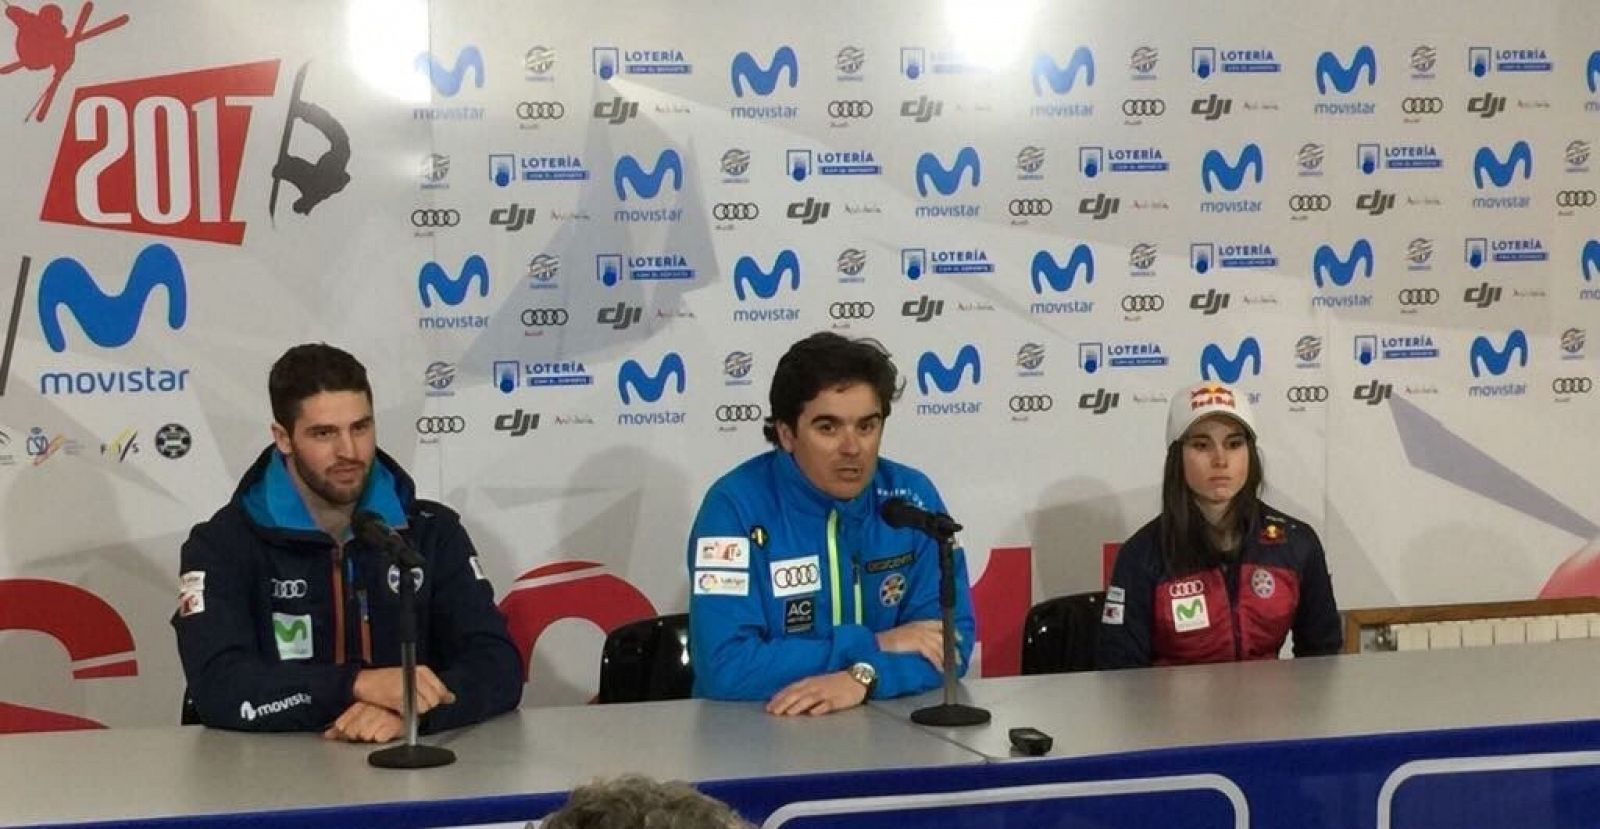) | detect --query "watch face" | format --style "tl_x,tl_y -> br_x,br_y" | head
851,663 -> 876,684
